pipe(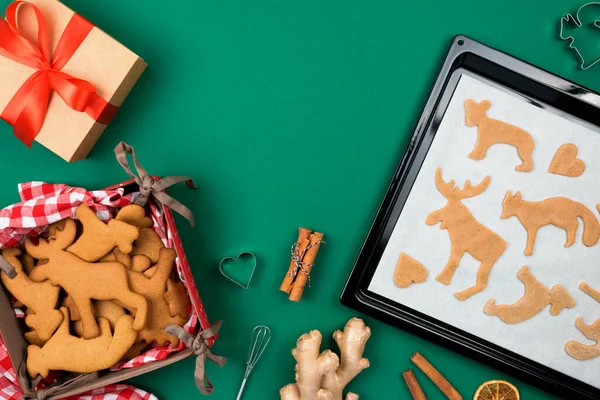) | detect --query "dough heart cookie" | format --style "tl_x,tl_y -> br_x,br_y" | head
393,253 -> 428,288
549,143 -> 585,177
